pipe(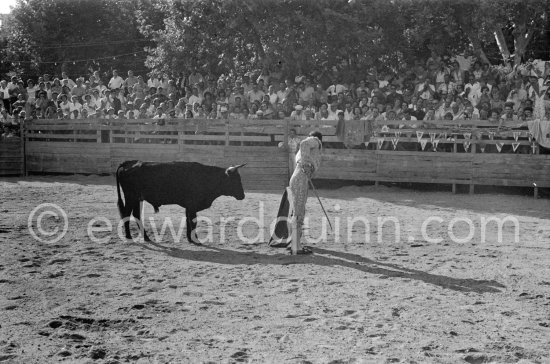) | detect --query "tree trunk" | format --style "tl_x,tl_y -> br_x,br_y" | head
513,25 -> 534,65
494,28 -> 511,63
469,36 -> 491,65
512,5 -> 535,65
453,5 -> 491,65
